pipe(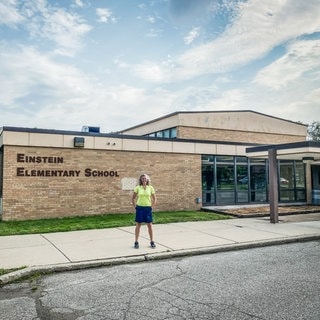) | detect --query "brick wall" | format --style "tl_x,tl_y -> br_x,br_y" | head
178,126 -> 305,144
0,148 -> 3,197
1,146 -> 201,221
